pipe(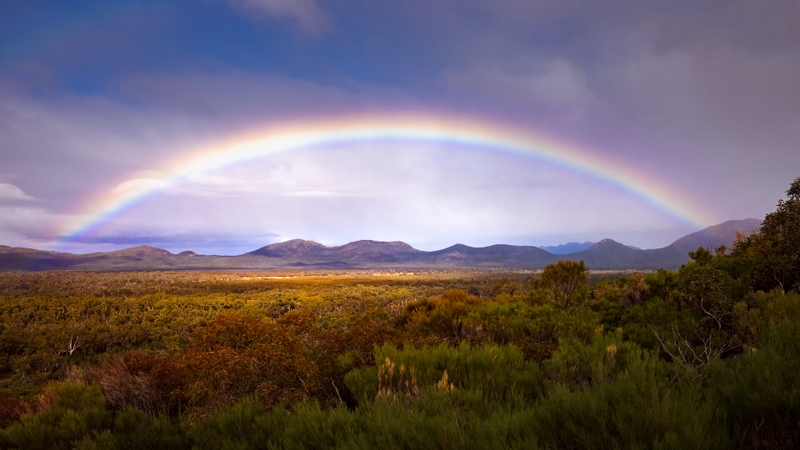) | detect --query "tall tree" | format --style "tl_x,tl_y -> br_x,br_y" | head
733,177 -> 800,292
